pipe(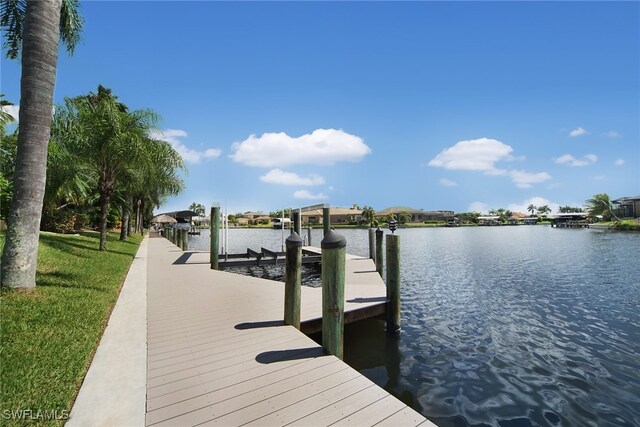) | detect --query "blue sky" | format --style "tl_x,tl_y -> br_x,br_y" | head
2,1 -> 638,215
